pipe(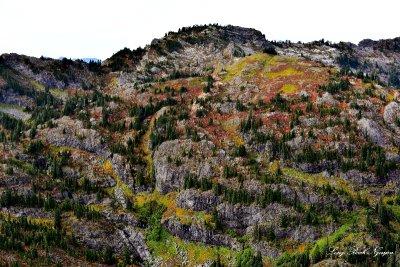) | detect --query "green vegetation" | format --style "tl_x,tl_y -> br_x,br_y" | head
165,39 -> 183,52
136,201 -> 167,242
183,174 -> 213,191
263,47 -> 278,55
150,112 -> 179,147
0,112 -> 26,142
108,47 -> 146,72
235,249 -> 262,267
319,78 -> 350,94
1,25 -> 400,267
240,112 -> 262,133
0,64 -> 36,97
0,216 -> 78,264
203,75 -> 213,93
128,97 -> 177,130
270,93 -> 290,112
0,191 -> 100,220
